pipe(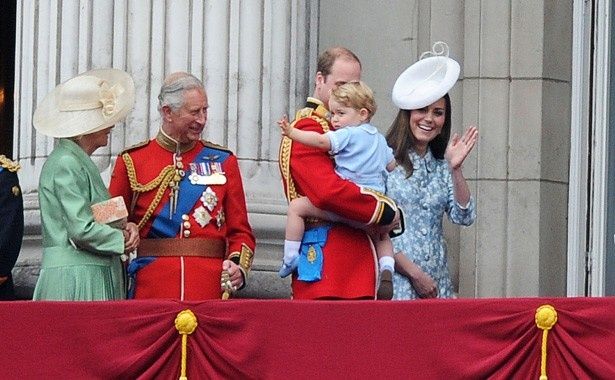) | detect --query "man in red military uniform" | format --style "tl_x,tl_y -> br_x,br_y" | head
110,72 -> 255,300
279,47 -> 399,299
